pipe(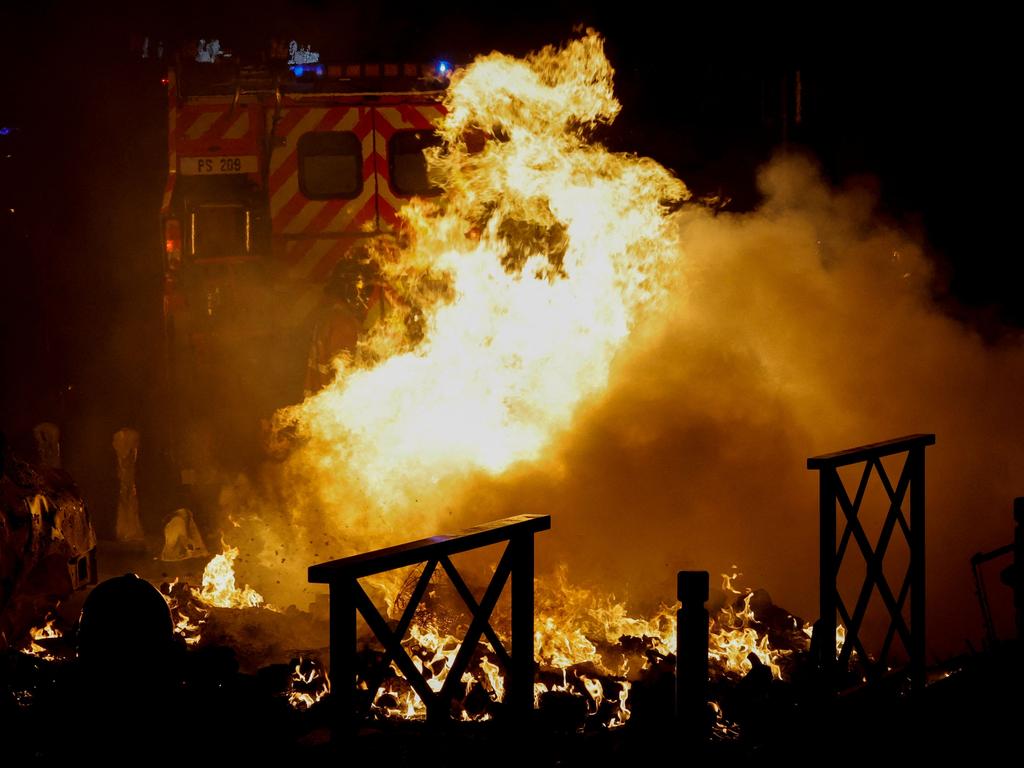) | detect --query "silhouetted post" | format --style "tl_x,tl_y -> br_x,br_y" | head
818,464 -> 837,688
329,577 -> 357,737
908,442 -> 926,693
1015,498 -> 1024,641
677,570 -> 709,746
509,531 -> 535,725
